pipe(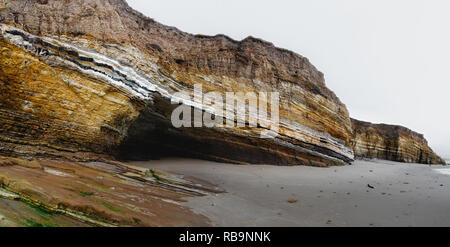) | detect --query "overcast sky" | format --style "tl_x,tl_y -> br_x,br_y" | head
126,0 -> 449,158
